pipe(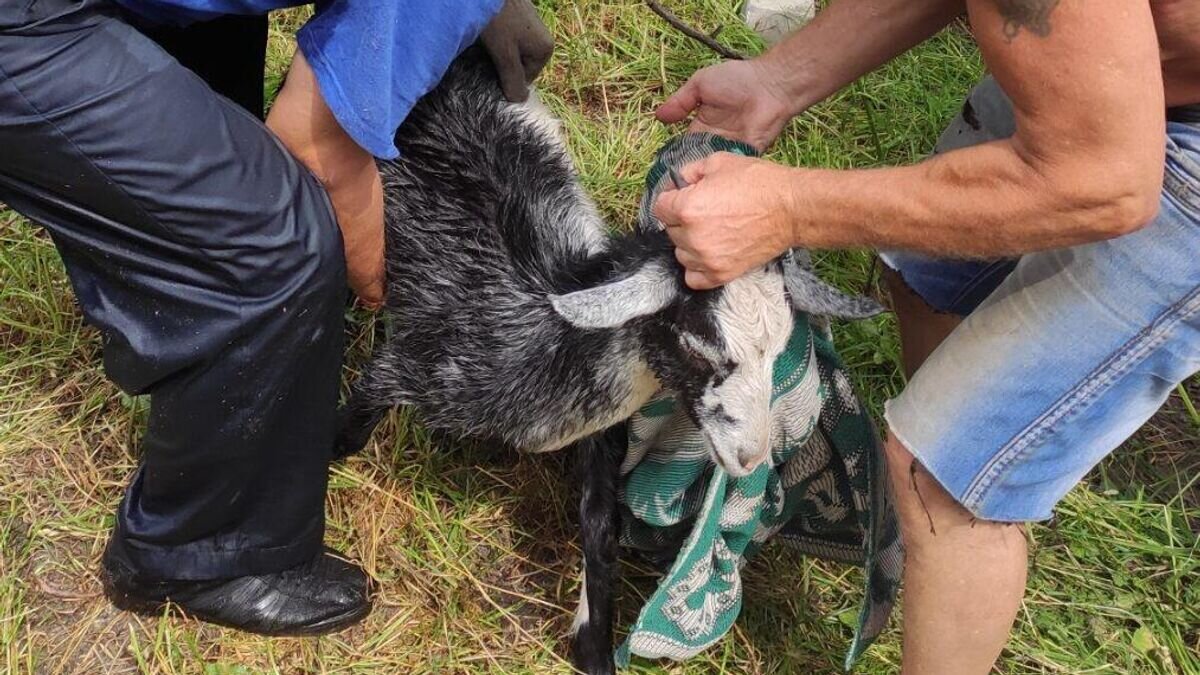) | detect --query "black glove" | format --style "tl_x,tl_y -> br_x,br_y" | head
480,0 -> 553,102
